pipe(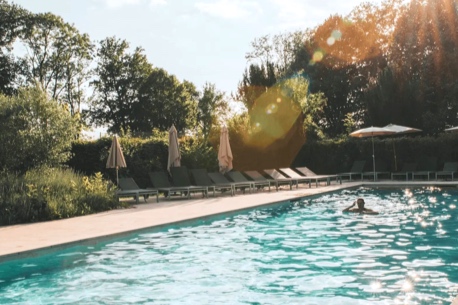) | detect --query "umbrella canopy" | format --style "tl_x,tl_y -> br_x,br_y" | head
218,126 -> 233,173
383,124 -> 422,171
350,127 -> 396,180
383,123 -> 422,134
167,124 -> 181,172
350,126 -> 396,138
106,135 -> 127,185
445,126 -> 458,132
